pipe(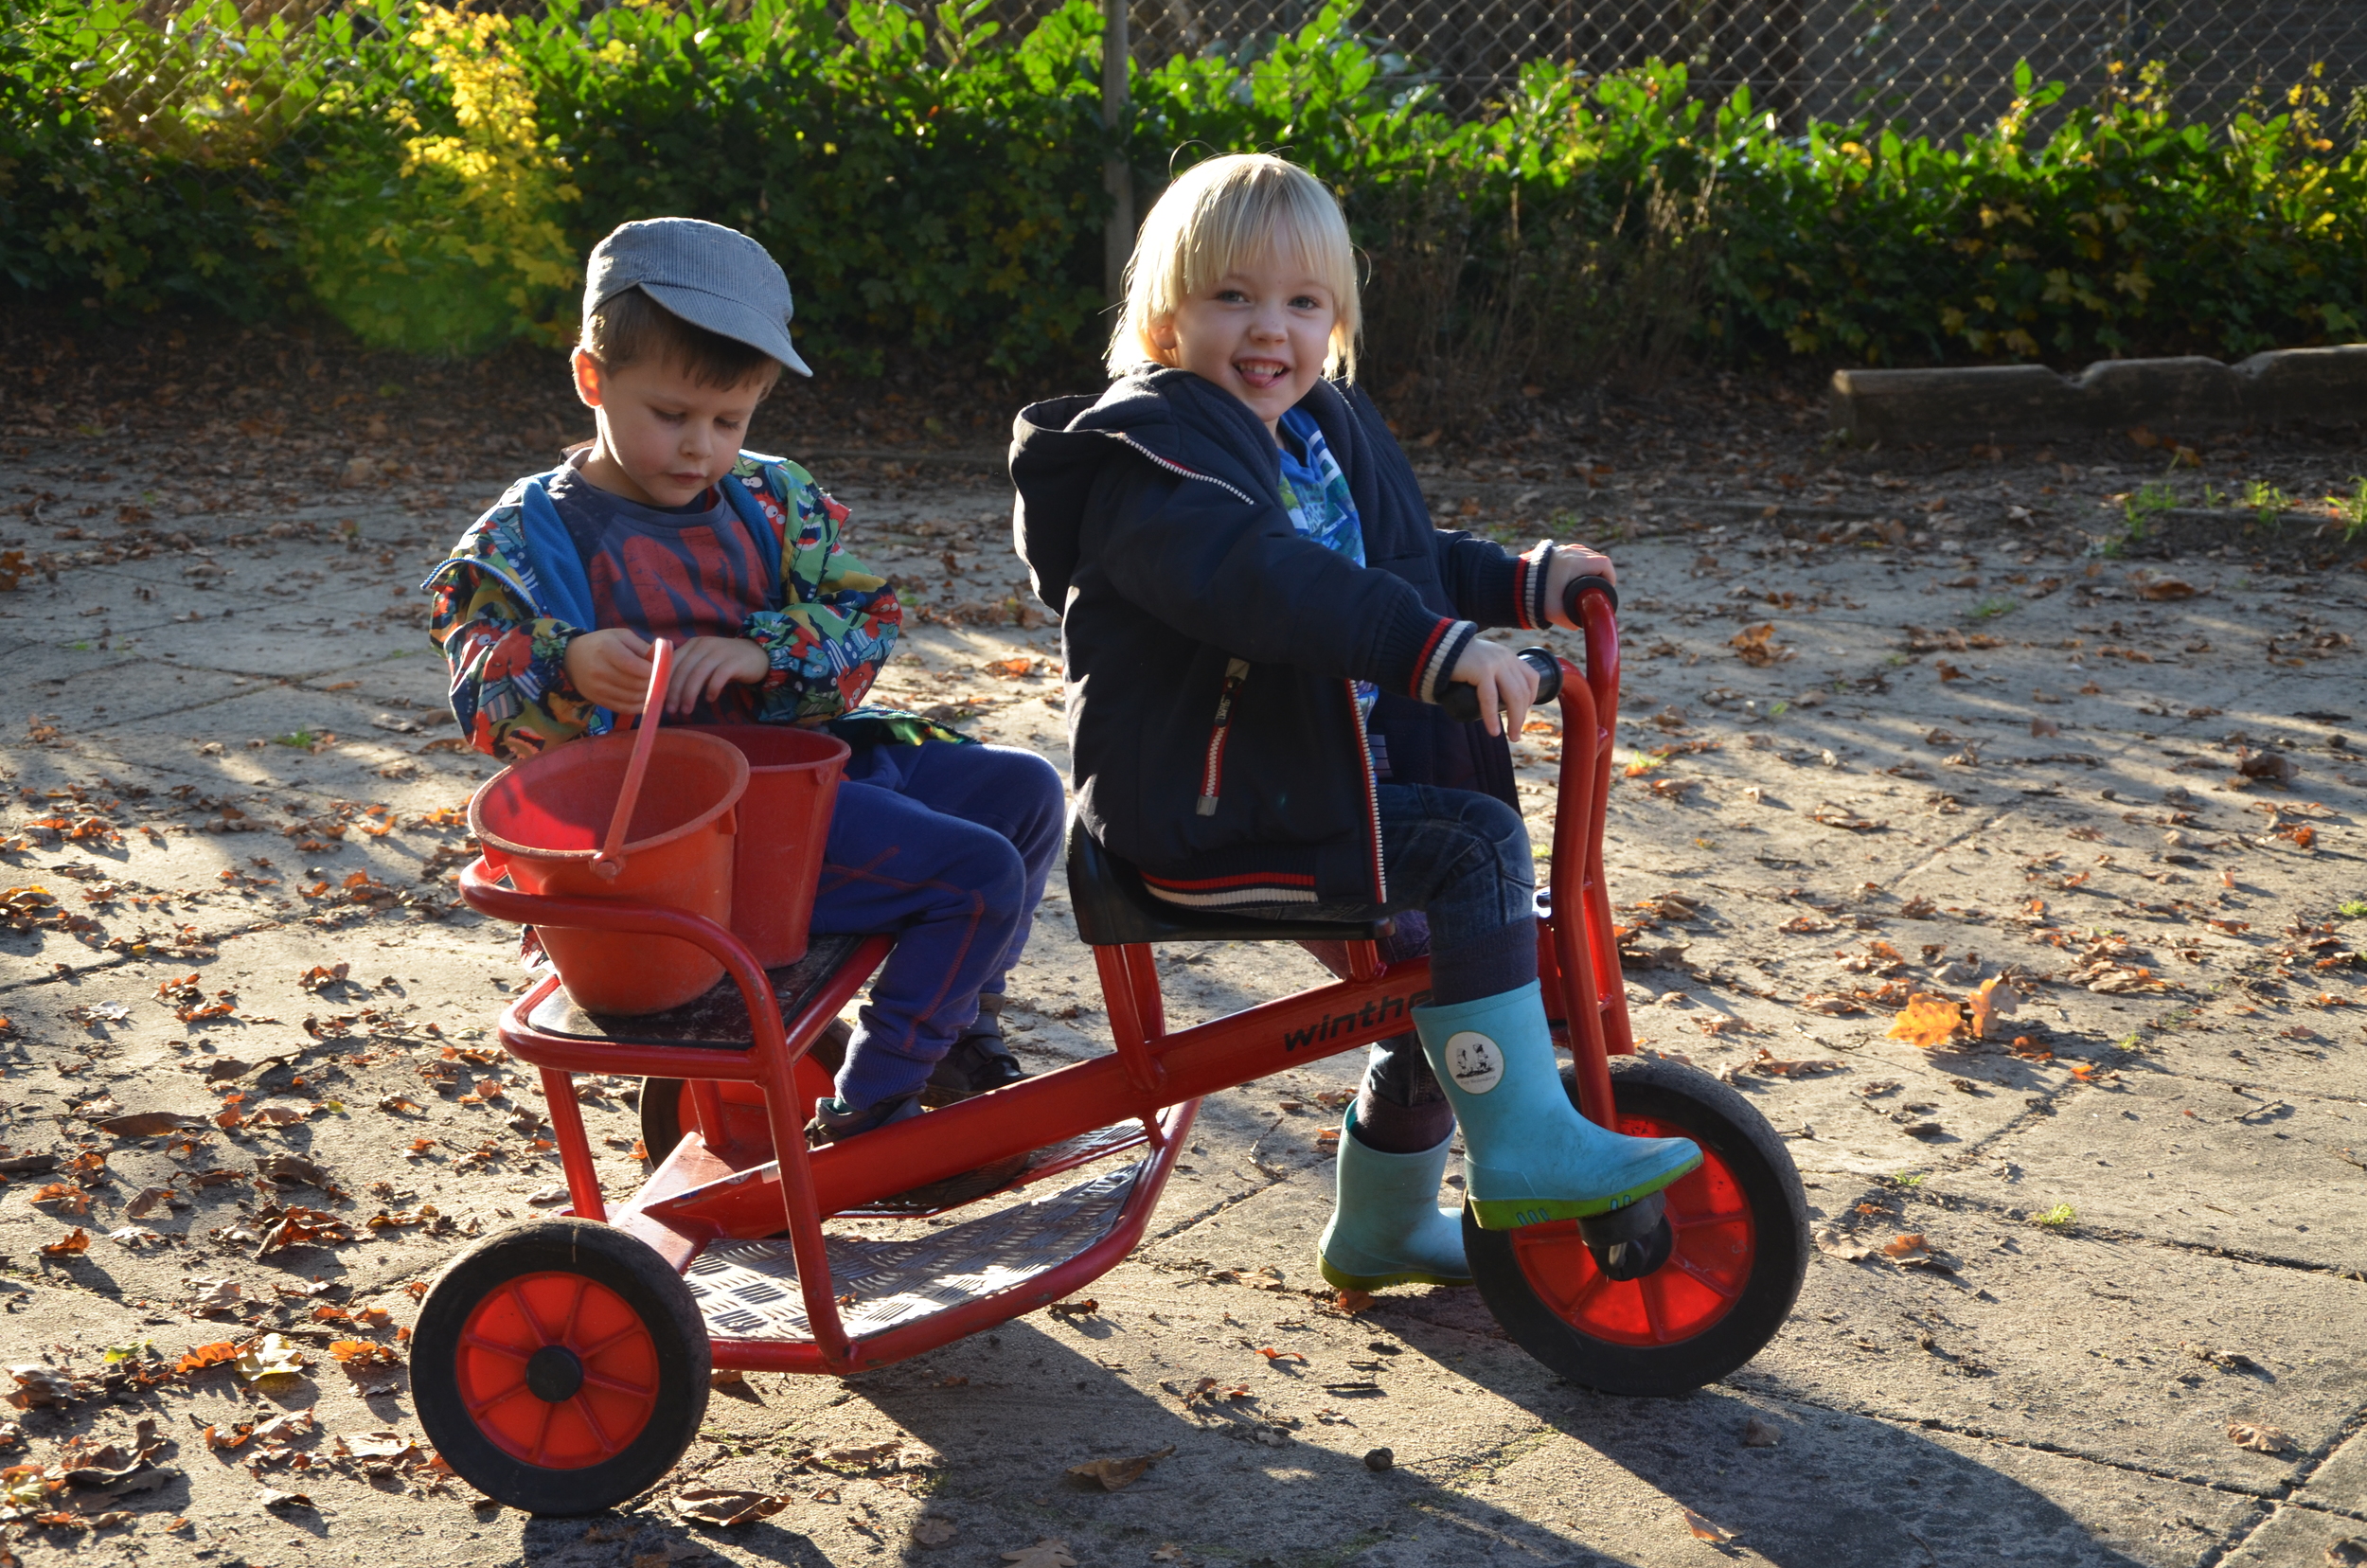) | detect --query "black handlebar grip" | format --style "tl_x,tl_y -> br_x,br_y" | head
1439,646 -> 1563,724
1563,572 -> 1619,619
